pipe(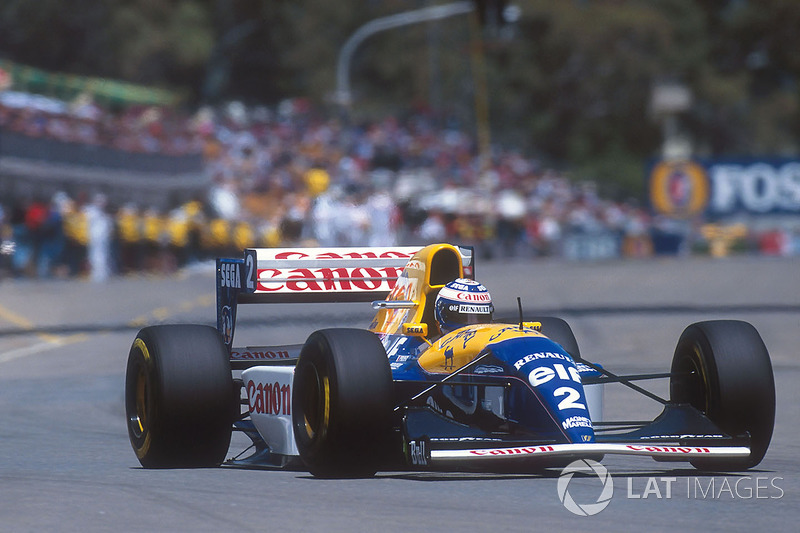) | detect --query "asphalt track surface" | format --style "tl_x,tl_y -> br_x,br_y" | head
0,256 -> 798,532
